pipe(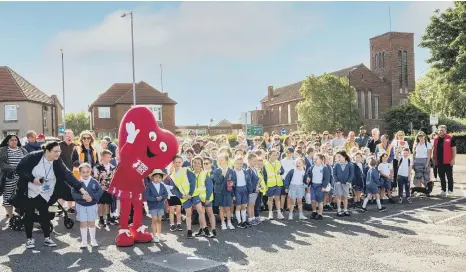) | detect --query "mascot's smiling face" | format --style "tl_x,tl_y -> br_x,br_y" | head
118,106 -> 178,173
